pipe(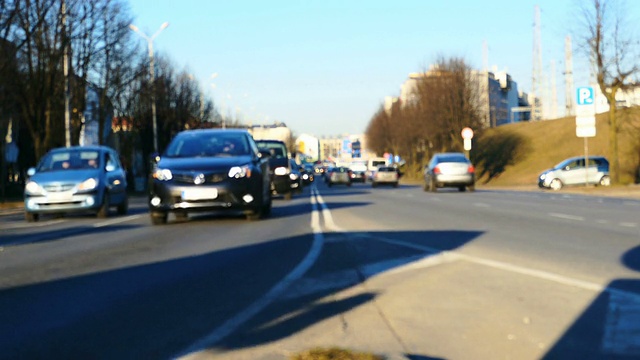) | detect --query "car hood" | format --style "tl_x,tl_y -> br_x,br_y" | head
539,168 -> 553,176
158,155 -> 253,171
30,169 -> 101,183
